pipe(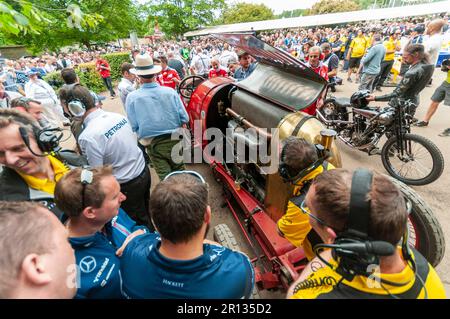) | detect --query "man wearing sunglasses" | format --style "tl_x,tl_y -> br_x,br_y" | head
277,137 -> 334,261
54,166 -> 148,299
287,169 -> 446,299
119,171 -> 255,299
